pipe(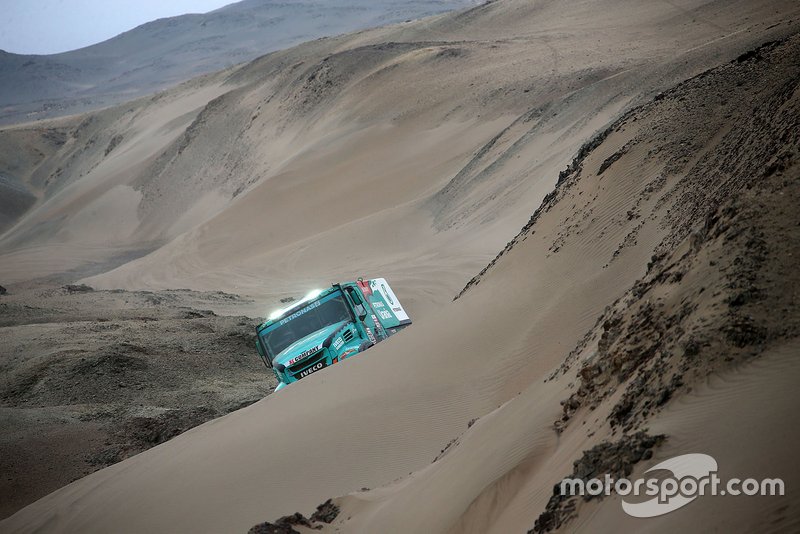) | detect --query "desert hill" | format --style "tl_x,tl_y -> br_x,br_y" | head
0,286 -> 274,518
1,0 -> 799,532
0,0 -> 479,125
1,0 -> 795,315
